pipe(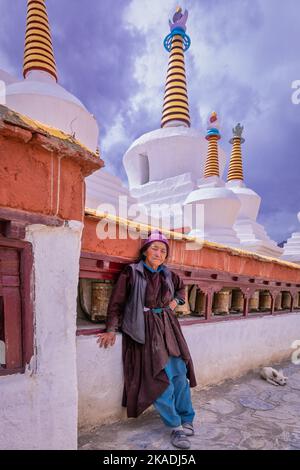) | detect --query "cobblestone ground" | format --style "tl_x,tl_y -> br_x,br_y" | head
79,362 -> 300,450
